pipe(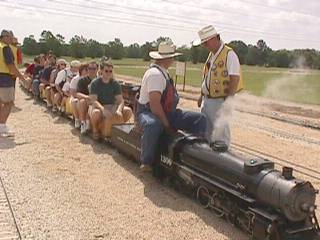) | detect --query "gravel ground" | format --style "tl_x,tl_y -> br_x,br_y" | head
0,86 -> 319,240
